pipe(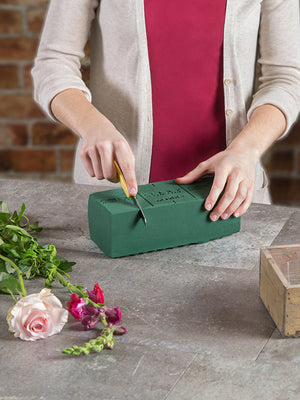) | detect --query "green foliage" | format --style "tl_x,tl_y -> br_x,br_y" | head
0,272 -> 21,294
62,327 -> 115,356
0,201 -> 75,294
